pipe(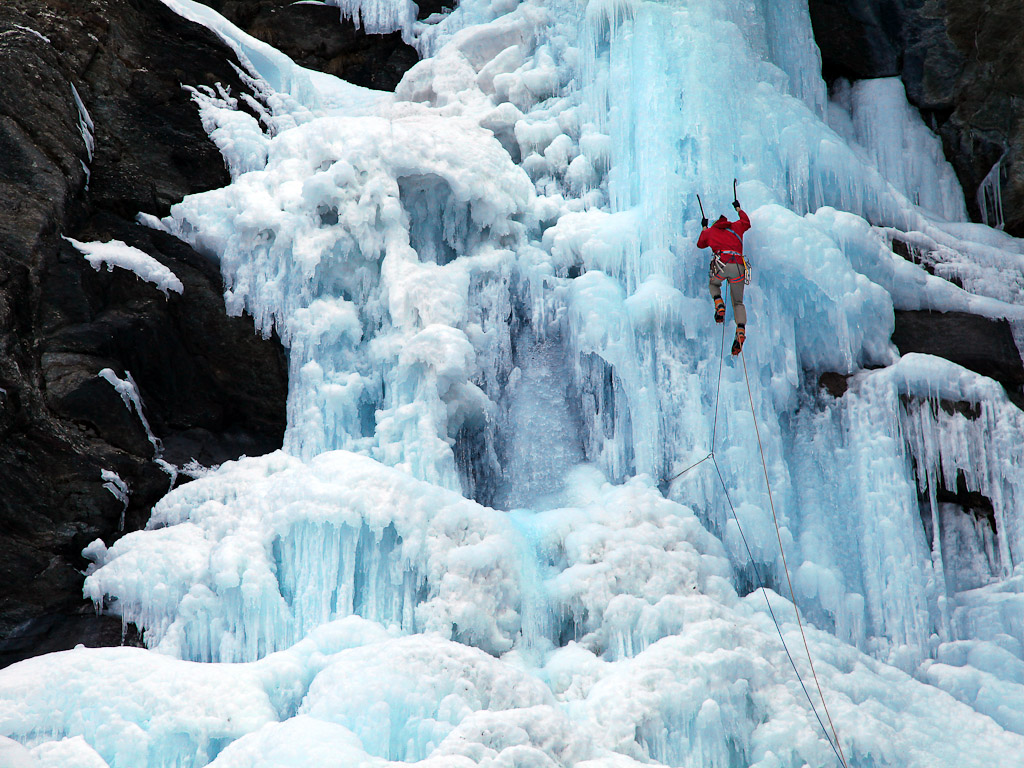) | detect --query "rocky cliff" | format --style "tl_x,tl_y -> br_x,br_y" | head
0,0 -> 293,667
809,0 -> 1024,236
